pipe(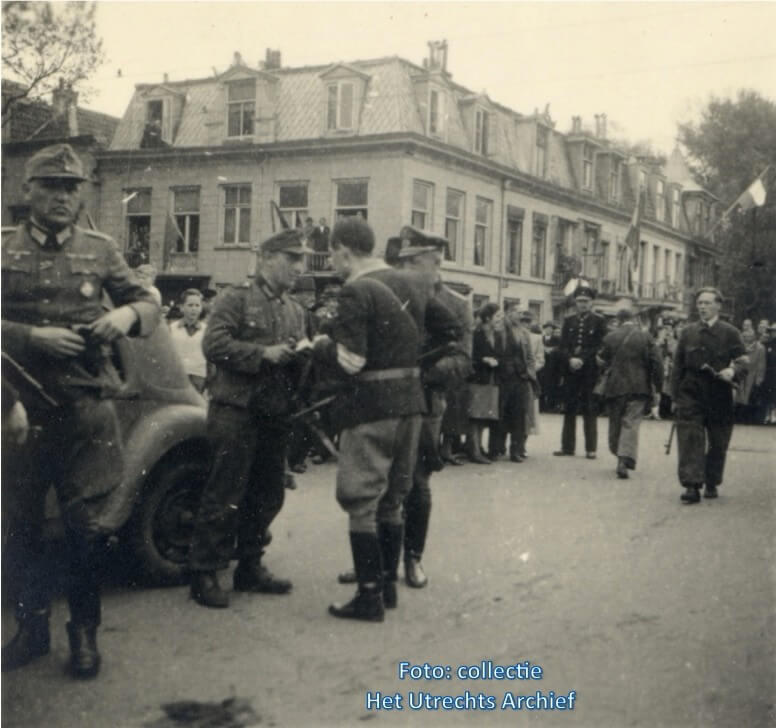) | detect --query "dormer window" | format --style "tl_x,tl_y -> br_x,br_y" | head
582,143 -> 594,190
227,79 -> 255,137
536,126 -> 548,178
141,99 -> 170,148
609,159 -> 620,201
655,179 -> 665,222
429,88 -> 445,137
672,188 -> 681,228
475,108 -> 489,155
327,81 -> 354,131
